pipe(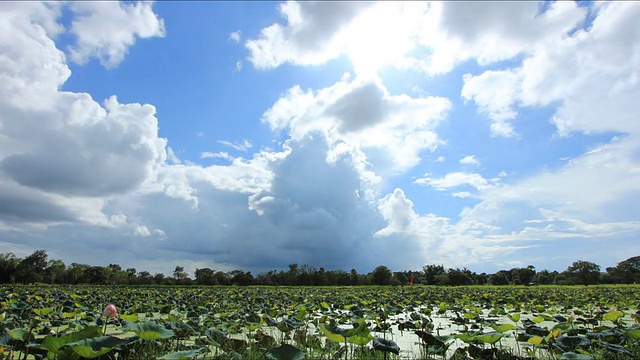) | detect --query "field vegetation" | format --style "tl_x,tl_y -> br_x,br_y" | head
1,251 -> 639,359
